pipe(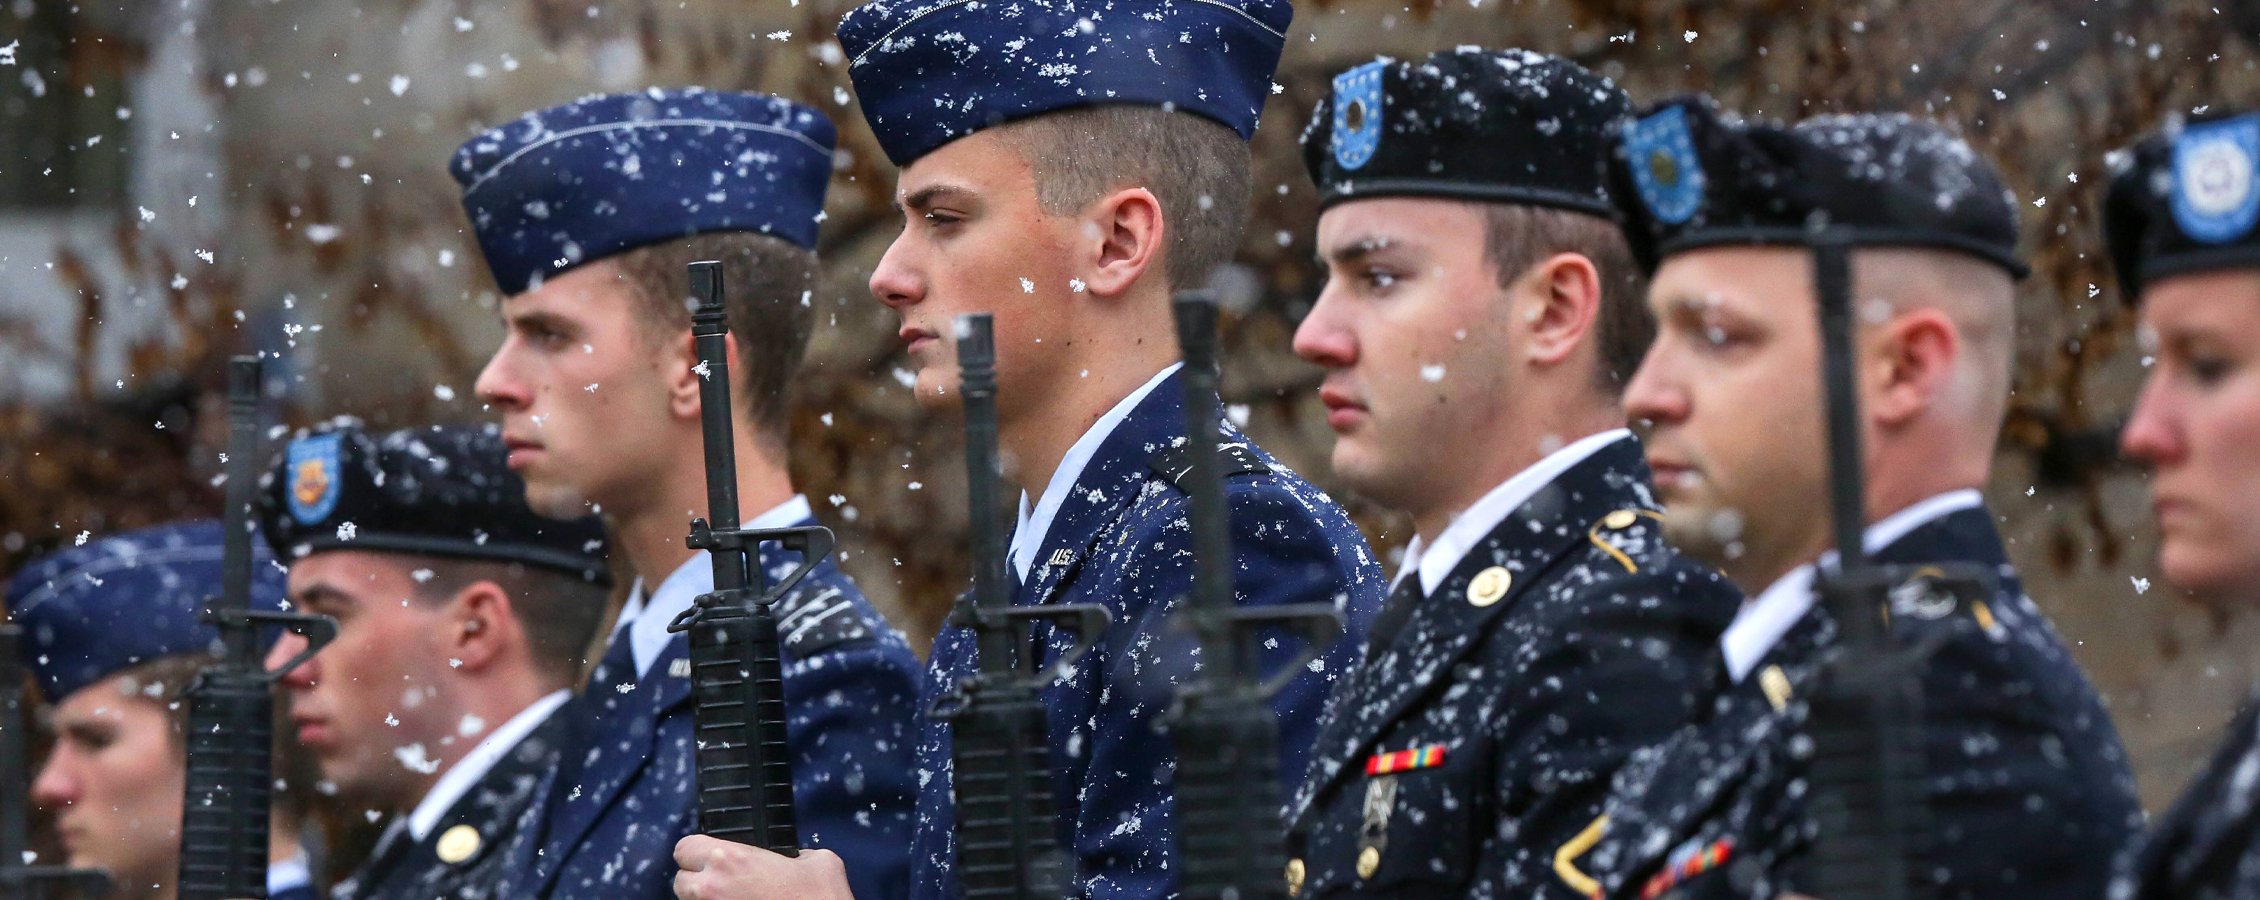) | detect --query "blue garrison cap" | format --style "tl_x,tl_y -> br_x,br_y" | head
838,0 -> 1293,167
450,87 -> 837,295
4,520 -> 288,703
